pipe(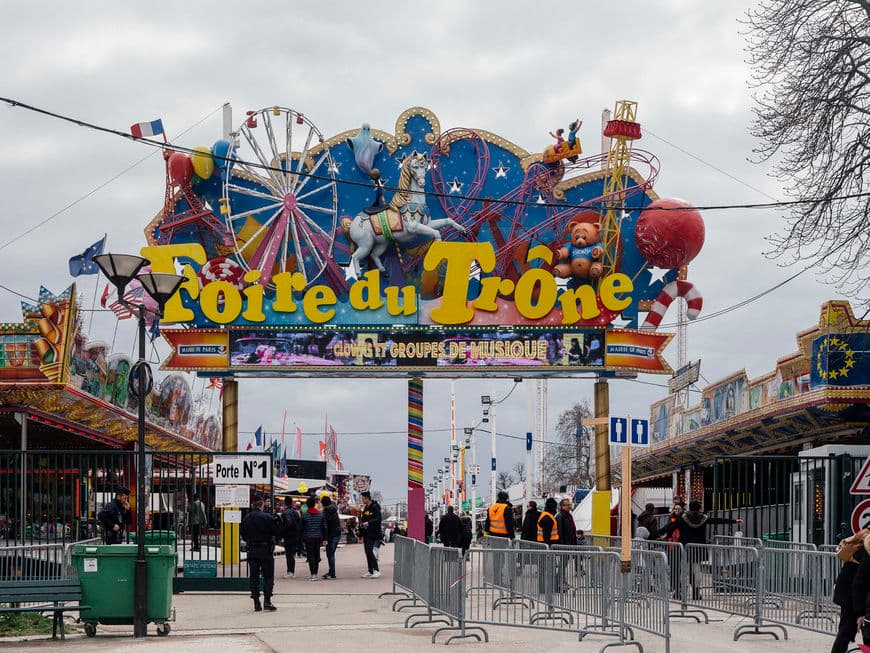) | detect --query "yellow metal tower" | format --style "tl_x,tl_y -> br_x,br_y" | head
599,100 -> 642,278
